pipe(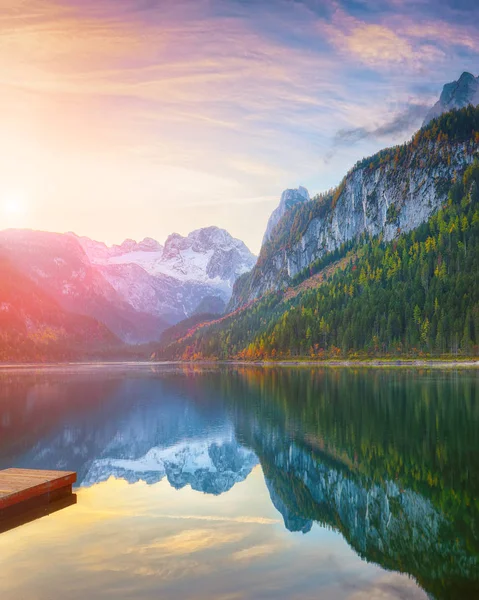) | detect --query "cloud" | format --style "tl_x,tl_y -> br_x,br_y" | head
1,0 -> 479,251
323,9 -> 447,70
328,103 -> 430,158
